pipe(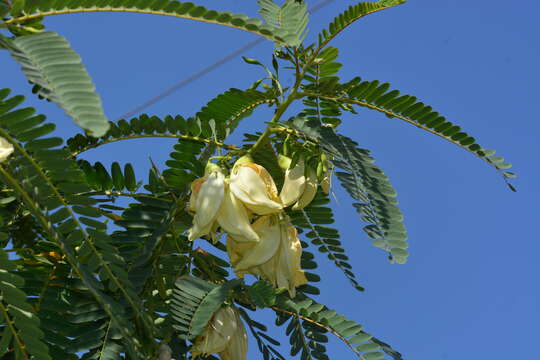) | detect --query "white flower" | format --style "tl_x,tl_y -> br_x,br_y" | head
229,156 -> 283,215
191,306 -> 248,360
227,215 -> 308,297
0,137 -> 14,162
